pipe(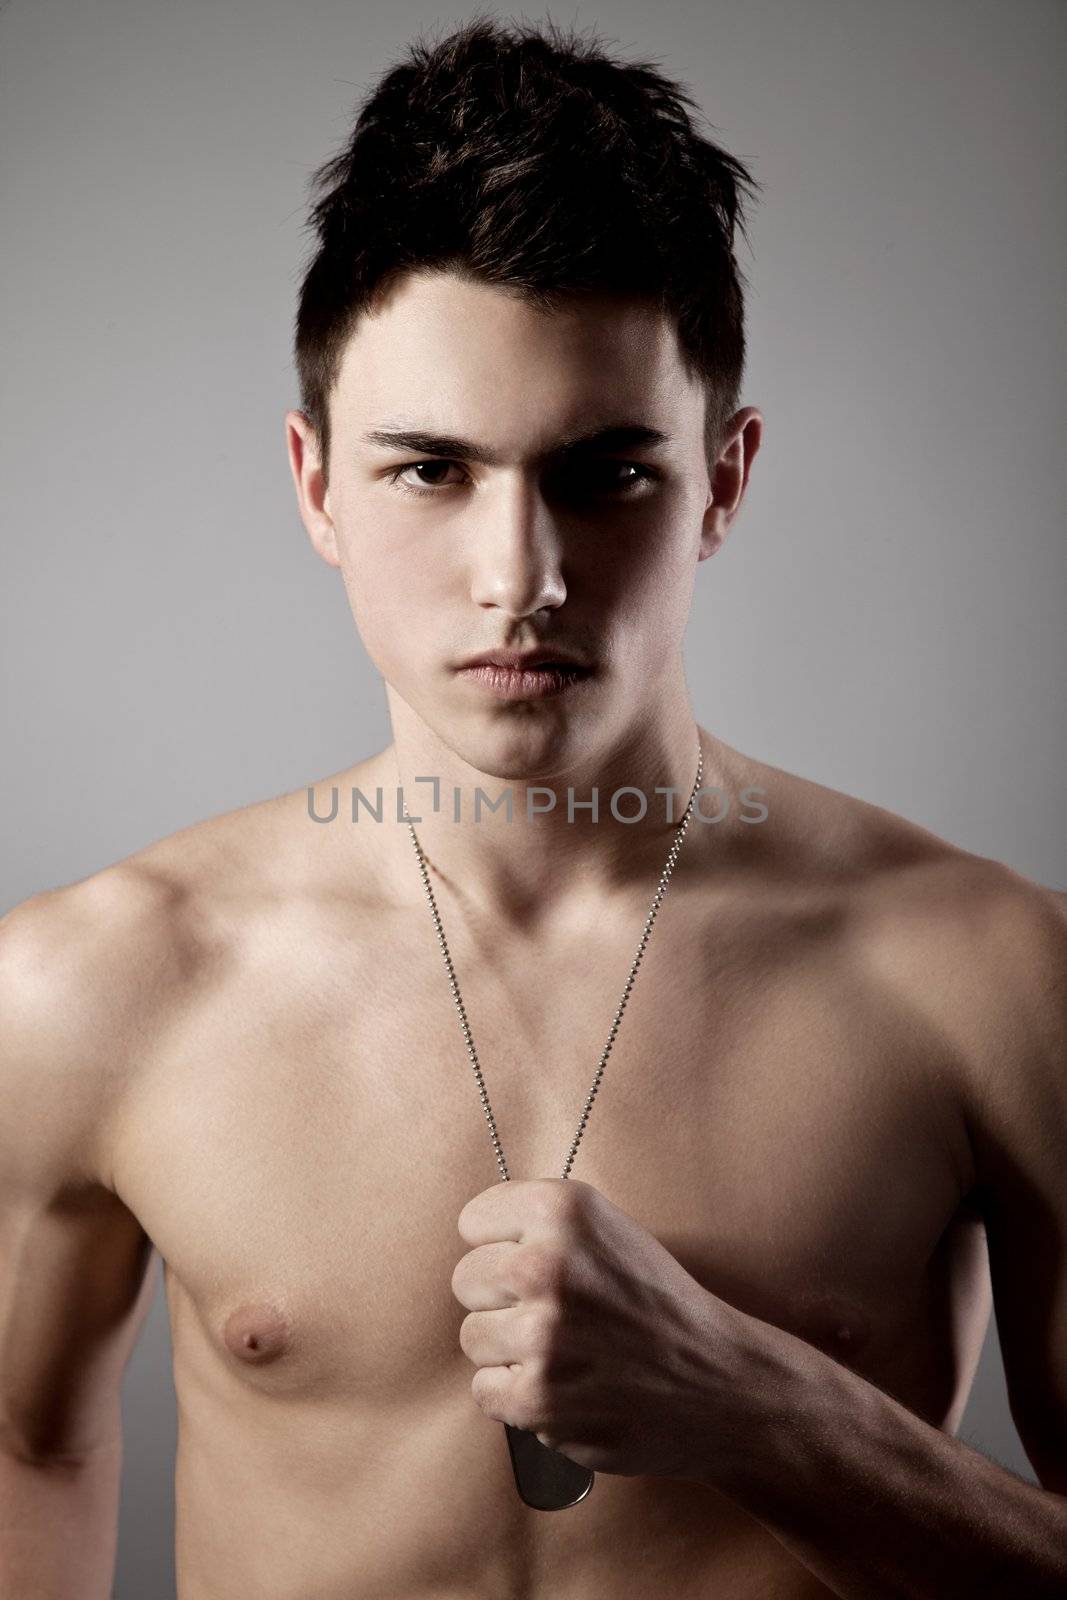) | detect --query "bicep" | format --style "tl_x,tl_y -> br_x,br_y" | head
975,885 -> 1067,1494
0,888 -> 157,1465
0,1180 -> 156,1465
